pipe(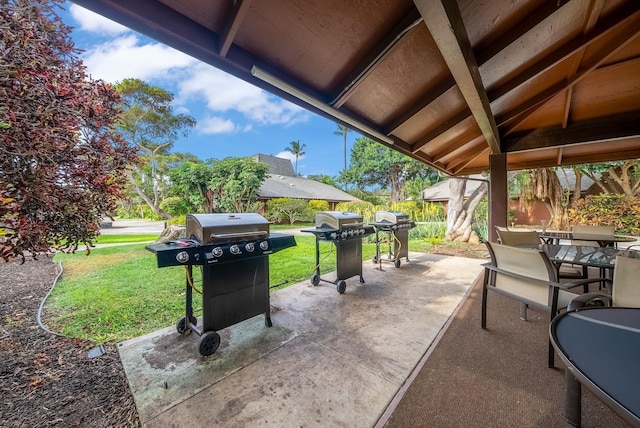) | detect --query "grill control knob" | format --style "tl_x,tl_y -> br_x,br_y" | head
176,251 -> 189,263
230,244 -> 241,255
245,242 -> 255,252
260,241 -> 269,250
212,247 -> 223,257
330,232 -> 337,240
